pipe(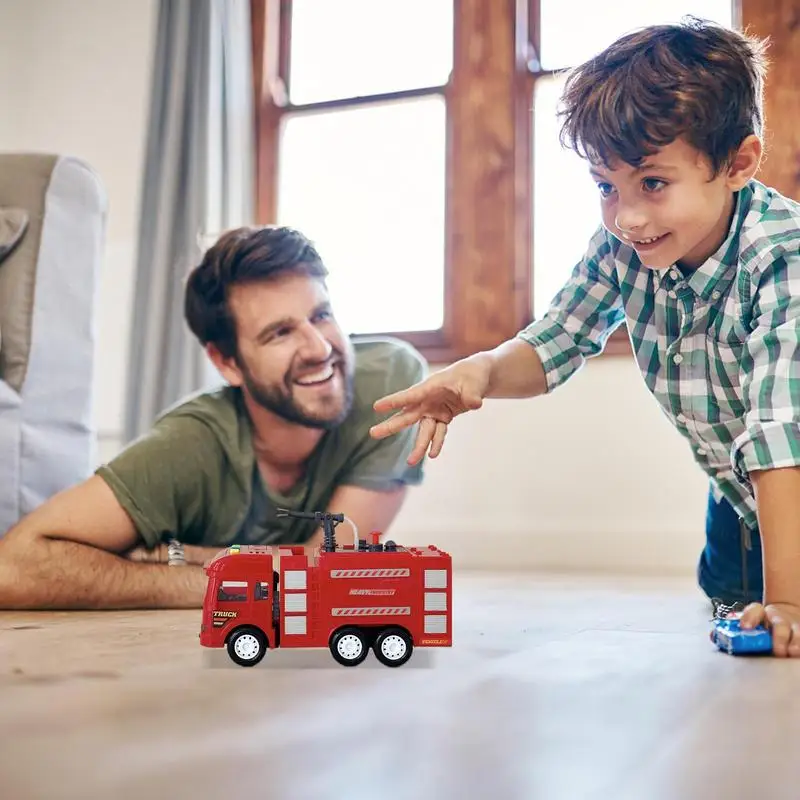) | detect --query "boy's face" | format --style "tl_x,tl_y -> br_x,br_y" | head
589,137 -> 759,270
